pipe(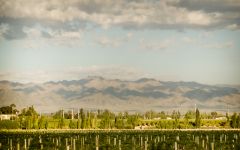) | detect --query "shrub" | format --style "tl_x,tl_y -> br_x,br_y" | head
0,120 -> 19,129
